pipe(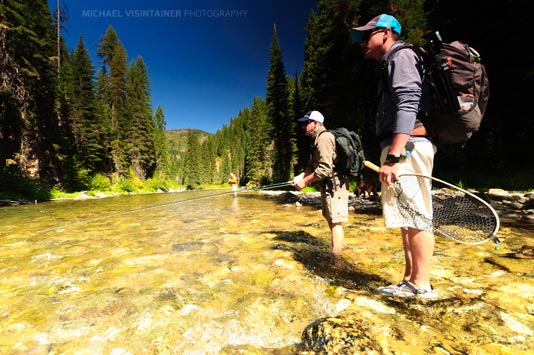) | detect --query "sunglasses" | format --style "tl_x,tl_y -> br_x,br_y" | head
361,28 -> 386,42
299,120 -> 316,127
